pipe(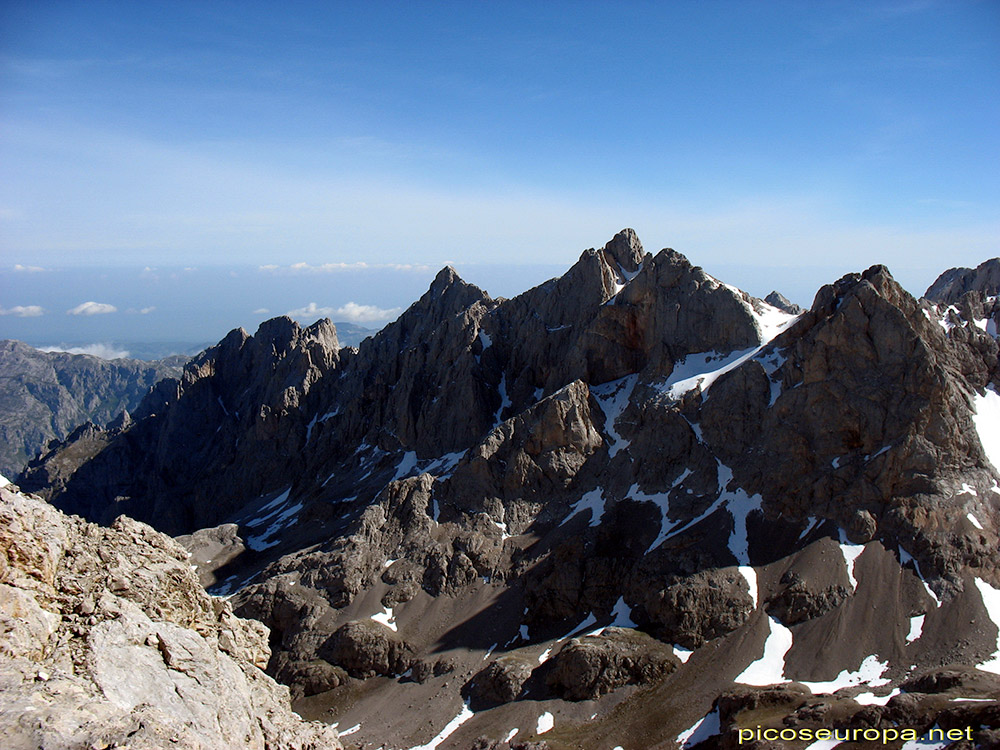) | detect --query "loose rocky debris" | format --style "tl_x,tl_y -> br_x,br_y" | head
0,484 -> 341,749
